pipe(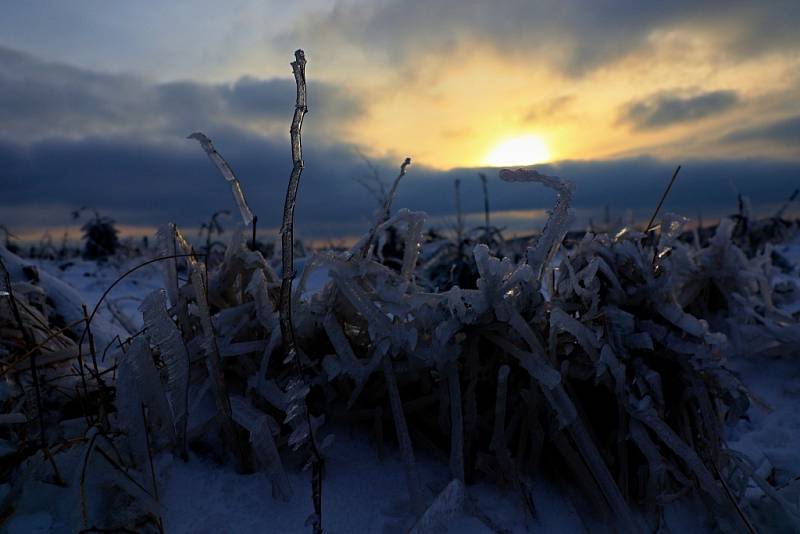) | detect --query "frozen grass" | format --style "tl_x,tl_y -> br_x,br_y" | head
1,50 -> 800,534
